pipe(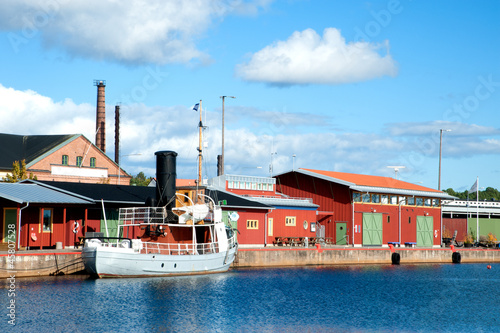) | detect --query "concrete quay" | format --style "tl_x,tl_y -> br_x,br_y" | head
1,246 -> 499,278
0,249 -> 84,278
234,245 -> 500,267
